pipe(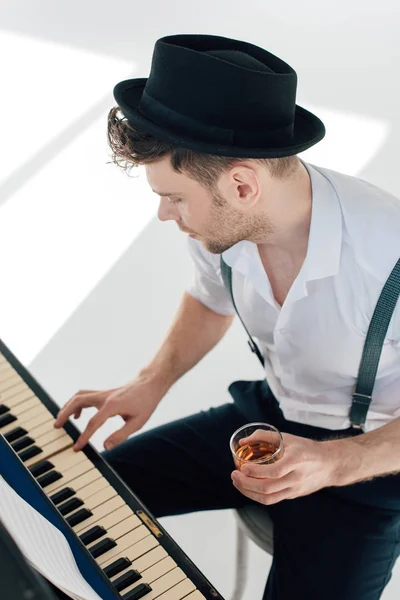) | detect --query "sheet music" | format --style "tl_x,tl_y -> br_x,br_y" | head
0,475 -> 102,600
